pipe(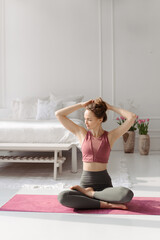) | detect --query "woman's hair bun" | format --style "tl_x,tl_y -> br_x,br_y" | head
86,97 -> 108,122
94,97 -> 107,112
